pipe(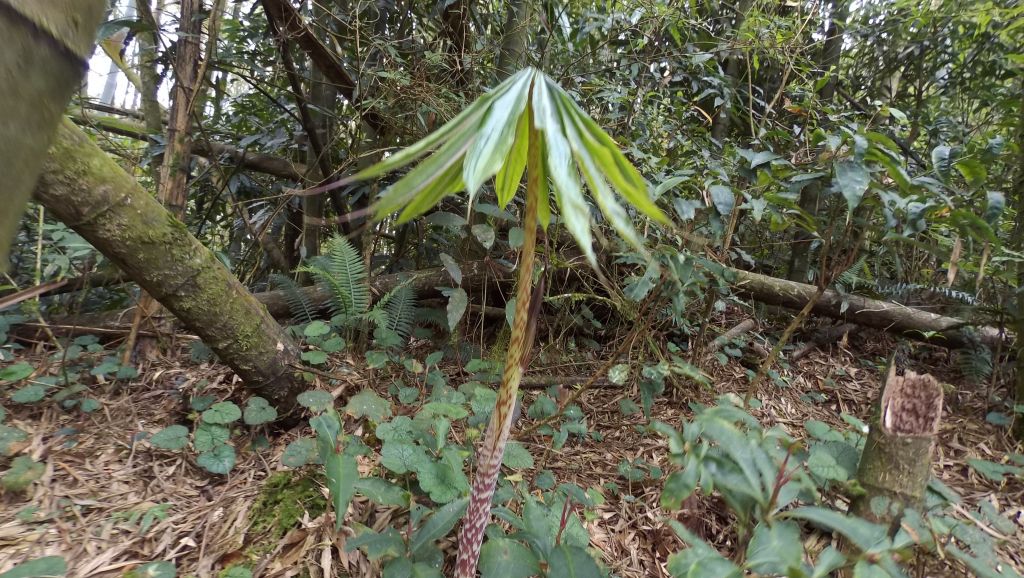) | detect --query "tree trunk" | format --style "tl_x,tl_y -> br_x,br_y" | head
851,369 -> 942,529
0,0 -> 106,267
35,120 -> 306,413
